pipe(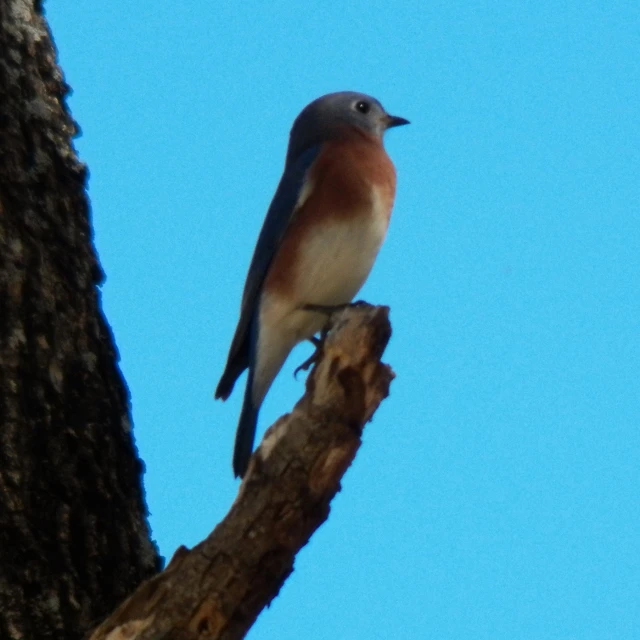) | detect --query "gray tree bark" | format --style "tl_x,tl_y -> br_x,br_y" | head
0,2 -> 160,639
